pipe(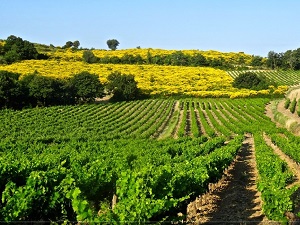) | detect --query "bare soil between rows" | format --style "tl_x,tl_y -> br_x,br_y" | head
186,134 -> 270,224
